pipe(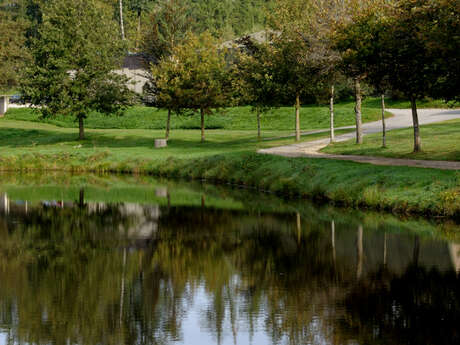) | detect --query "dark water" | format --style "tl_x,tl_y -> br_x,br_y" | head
0,175 -> 459,345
